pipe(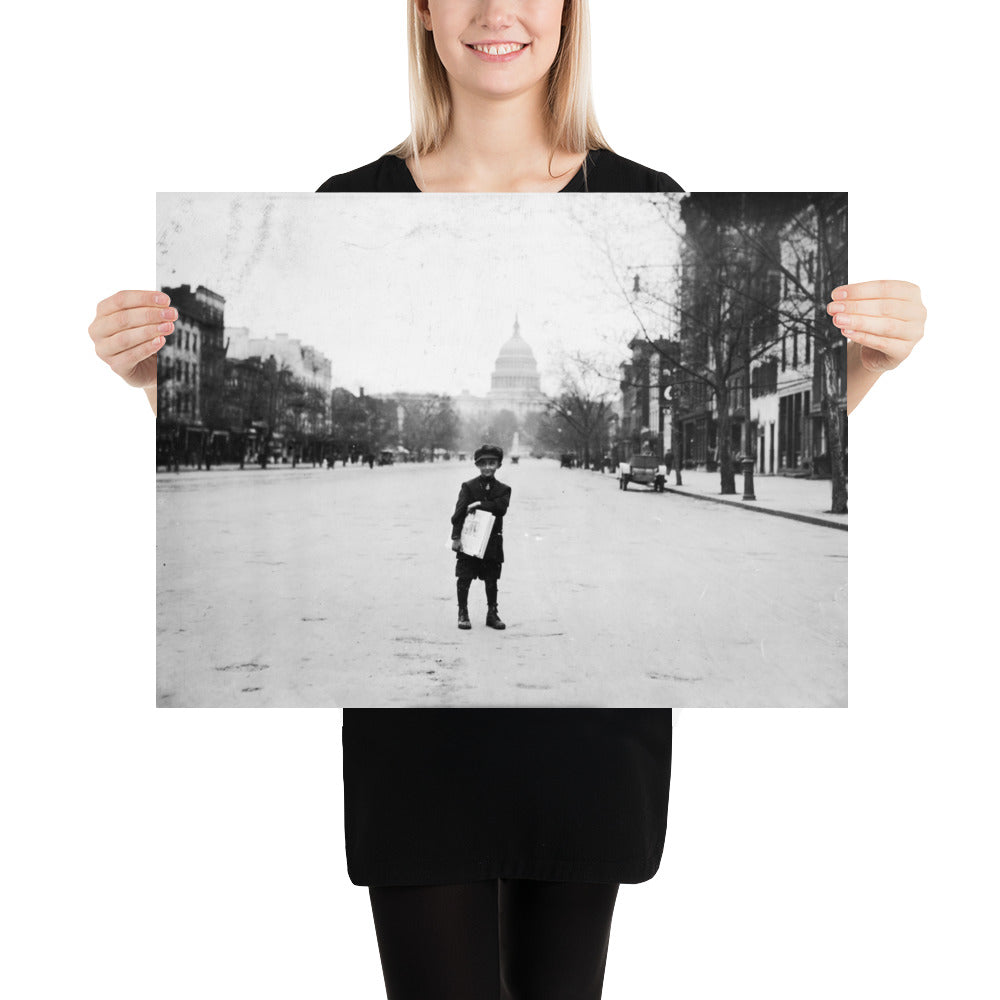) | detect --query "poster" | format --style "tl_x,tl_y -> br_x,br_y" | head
156,192 -> 848,707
